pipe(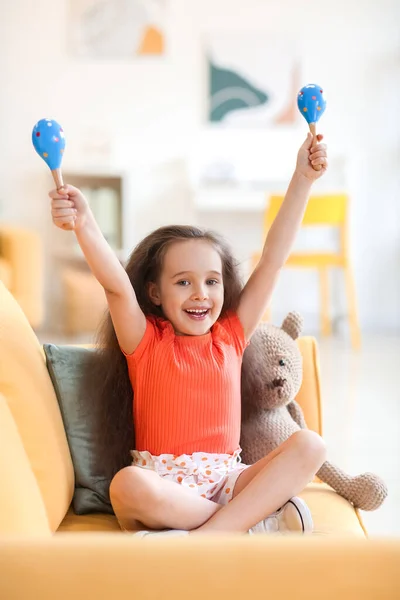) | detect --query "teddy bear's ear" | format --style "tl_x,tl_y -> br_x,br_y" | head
281,312 -> 304,340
